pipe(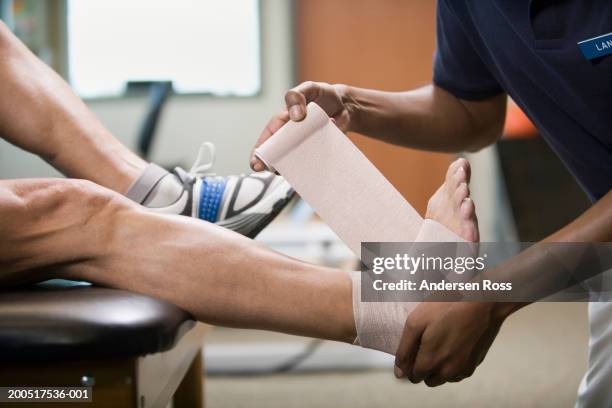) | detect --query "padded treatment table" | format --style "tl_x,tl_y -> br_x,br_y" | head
0,280 -> 208,408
